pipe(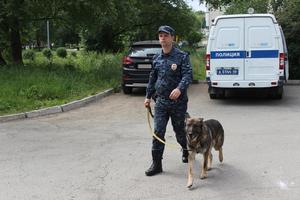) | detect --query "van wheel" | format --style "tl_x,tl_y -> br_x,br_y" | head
123,86 -> 132,94
209,93 -> 217,99
208,86 -> 217,99
270,86 -> 283,99
209,87 -> 225,99
217,89 -> 225,99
